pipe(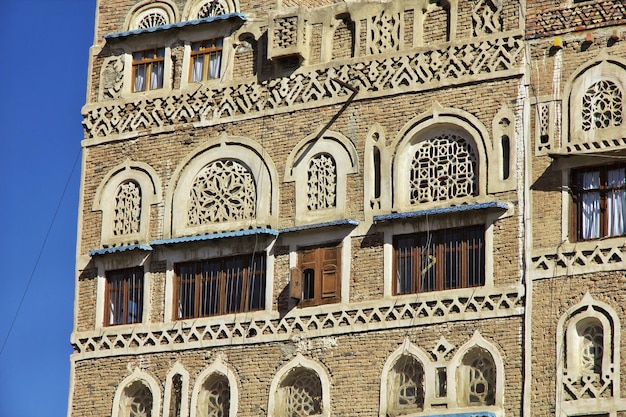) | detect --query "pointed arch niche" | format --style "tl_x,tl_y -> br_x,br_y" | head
111,369 -> 162,417
556,293 -> 623,417
190,359 -> 239,417
167,135 -> 278,238
284,130 -> 358,225
379,340 -> 435,417
391,104 -> 496,213
563,55 -> 626,153
268,354 -> 331,417
182,0 -> 239,21
164,363 -> 190,417
125,0 -> 179,31
93,161 -> 161,248
448,332 -> 504,411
